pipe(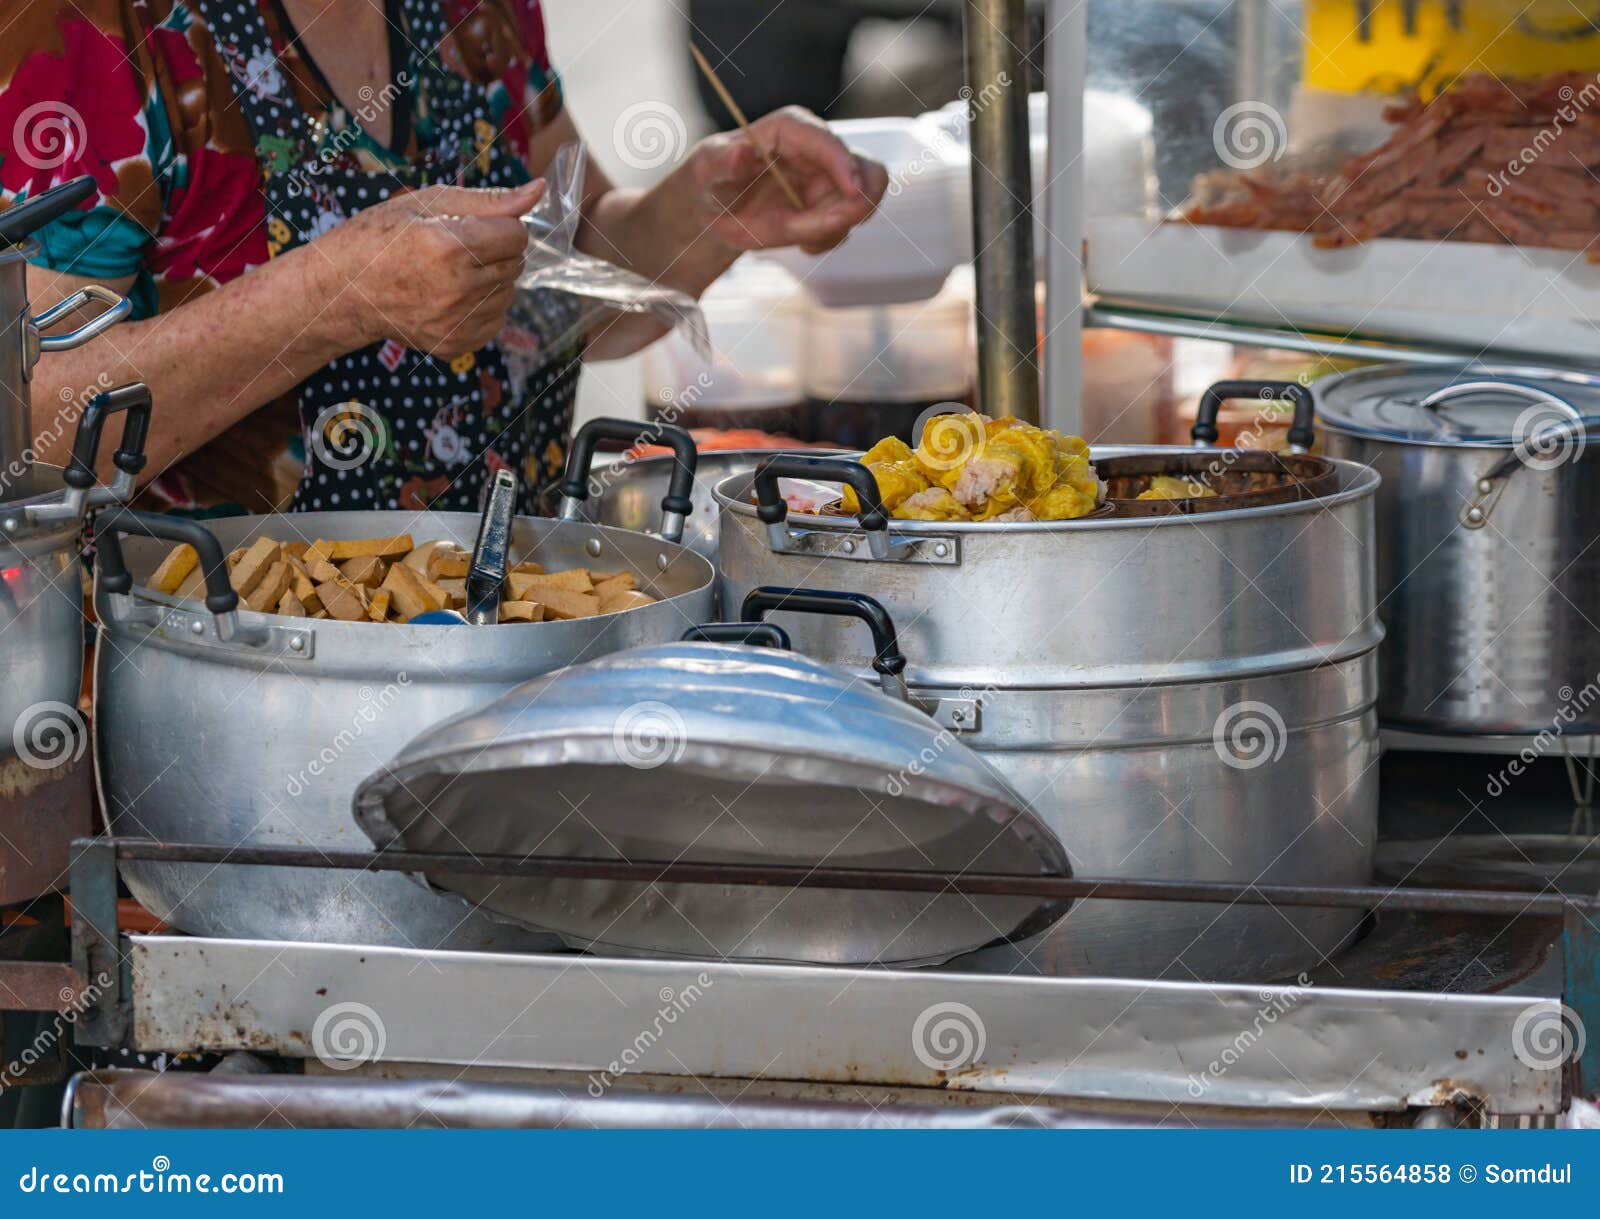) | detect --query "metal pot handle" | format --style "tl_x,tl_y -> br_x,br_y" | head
94,507 -> 250,643
34,284 -> 132,353
741,586 -> 909,701
680,622 -> 792,650
556,417 -> 697,544
1192,380 -> 1316,454
25,383 -> 153,525
750,455 -> 891,560
1423,381 -> 1595,529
